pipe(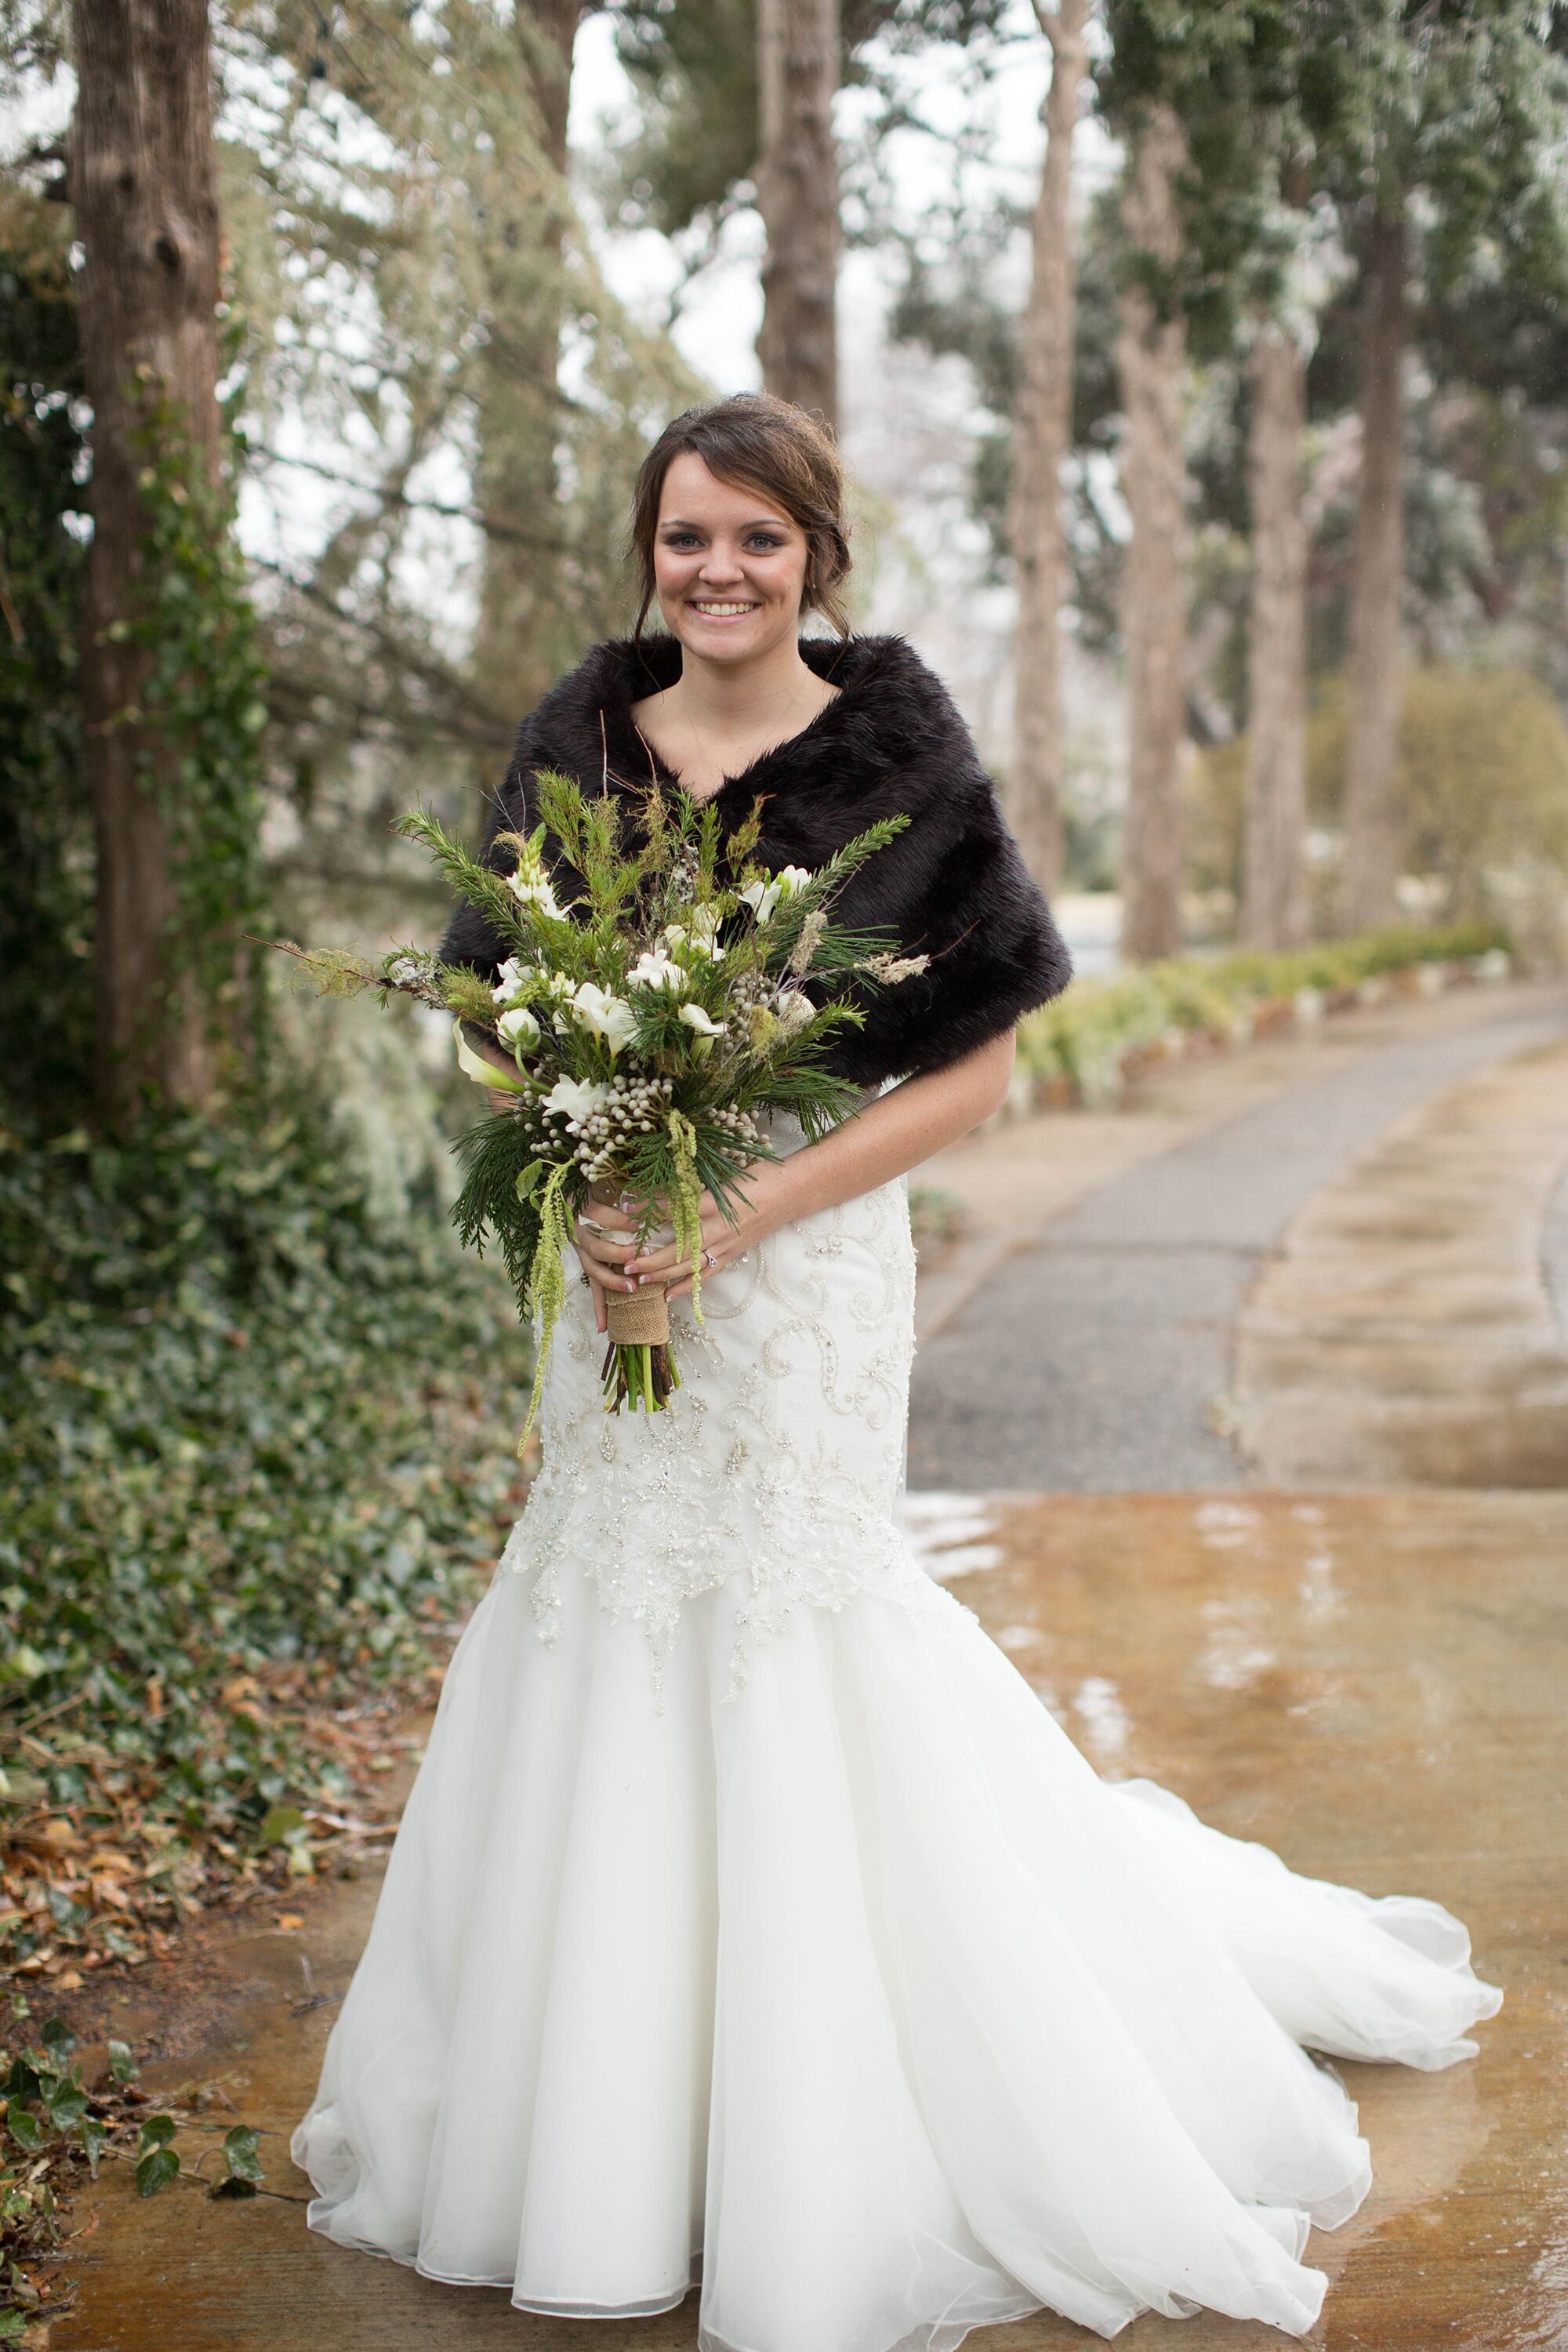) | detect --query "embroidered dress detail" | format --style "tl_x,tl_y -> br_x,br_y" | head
503,1112 -> 950,1694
